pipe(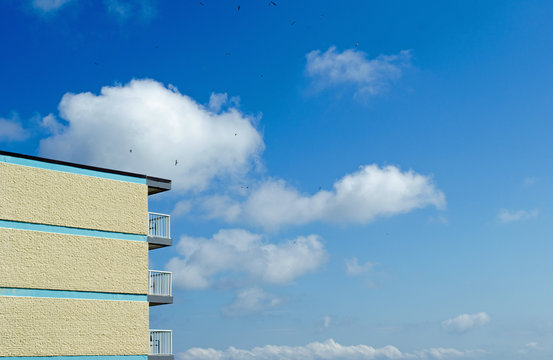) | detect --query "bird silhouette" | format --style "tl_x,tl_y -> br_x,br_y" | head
237,5 -> 240,11
129,149 -> 132,153
175,160 -> 178,166
291,20 -> 296,26
199,1 -> 205,5
268,1 -> 277,6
